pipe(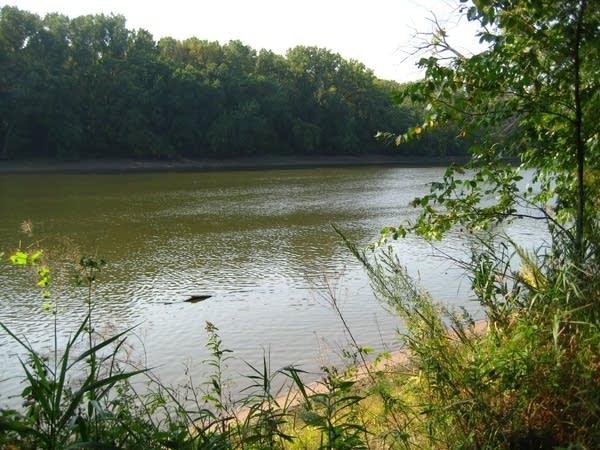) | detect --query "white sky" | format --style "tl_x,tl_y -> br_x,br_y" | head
2,0 -> 483,82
